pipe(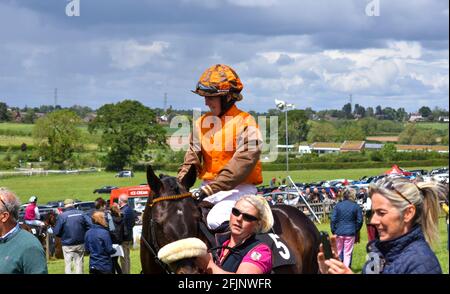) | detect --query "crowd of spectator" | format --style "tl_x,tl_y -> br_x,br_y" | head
0,189 -> 136,275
